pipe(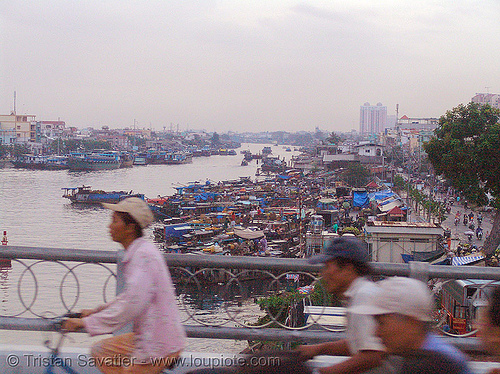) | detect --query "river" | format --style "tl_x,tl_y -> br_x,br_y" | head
0,143 -> 300,352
